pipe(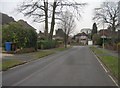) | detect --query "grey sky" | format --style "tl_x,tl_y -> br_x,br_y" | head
0,0 -> 118,35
